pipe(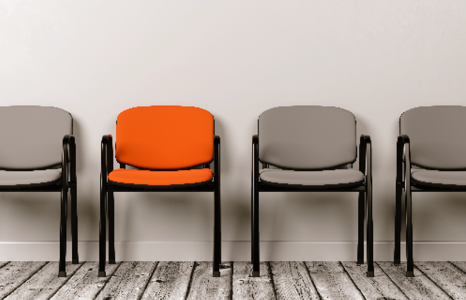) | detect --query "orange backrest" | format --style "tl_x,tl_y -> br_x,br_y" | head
115,106 -> 214,169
